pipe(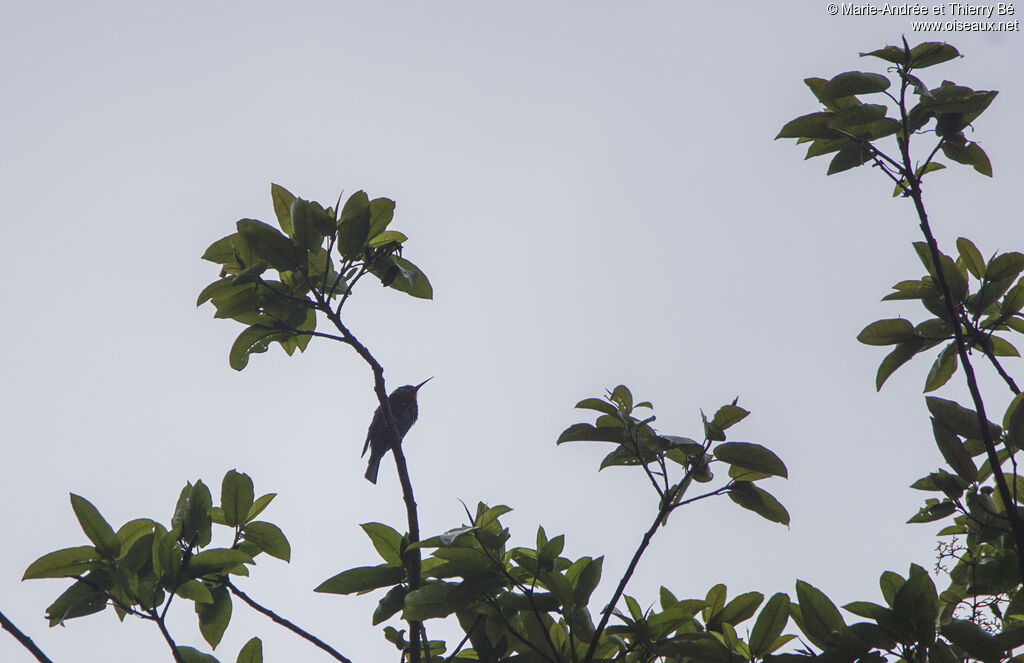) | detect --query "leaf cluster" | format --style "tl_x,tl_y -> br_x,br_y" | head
198,184 -> 432,370
22,470 -> 285,663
